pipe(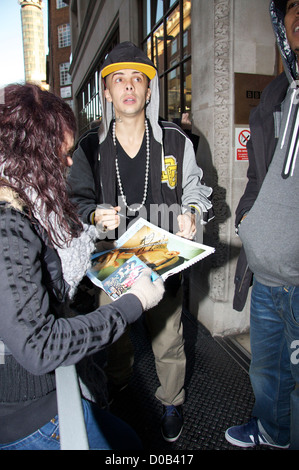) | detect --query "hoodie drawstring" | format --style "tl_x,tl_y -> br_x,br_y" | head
281,87 -> 299,178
